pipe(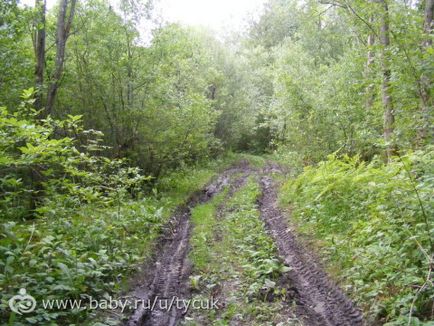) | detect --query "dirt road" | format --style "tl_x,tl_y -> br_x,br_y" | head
125,162 -> 363,326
